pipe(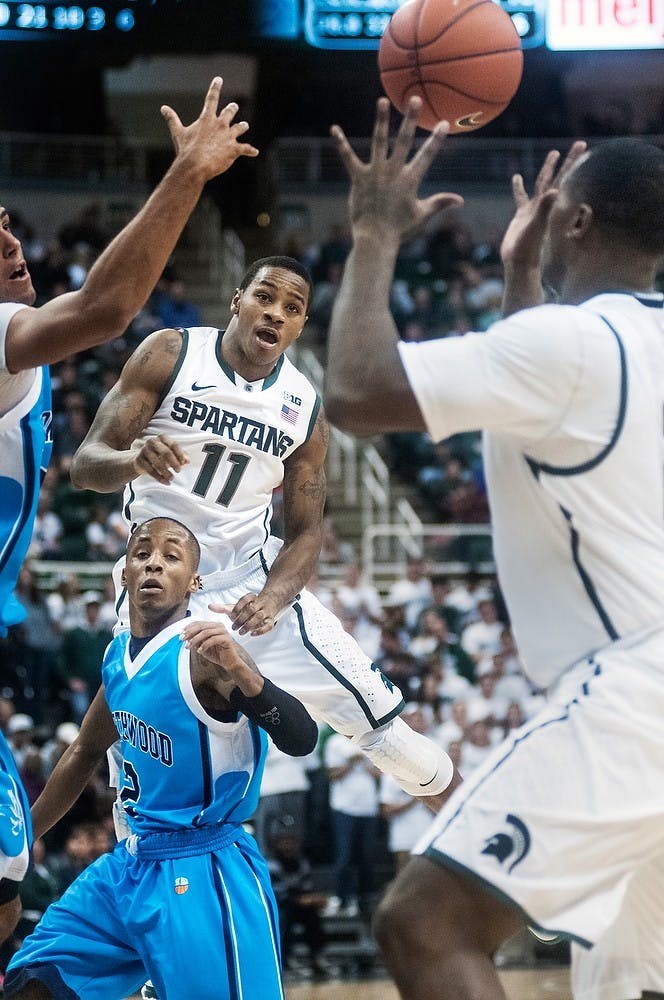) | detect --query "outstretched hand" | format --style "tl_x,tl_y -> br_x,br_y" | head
331,96 -> 463,245
500,140 -> 587,271
161,76 -> 259,182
